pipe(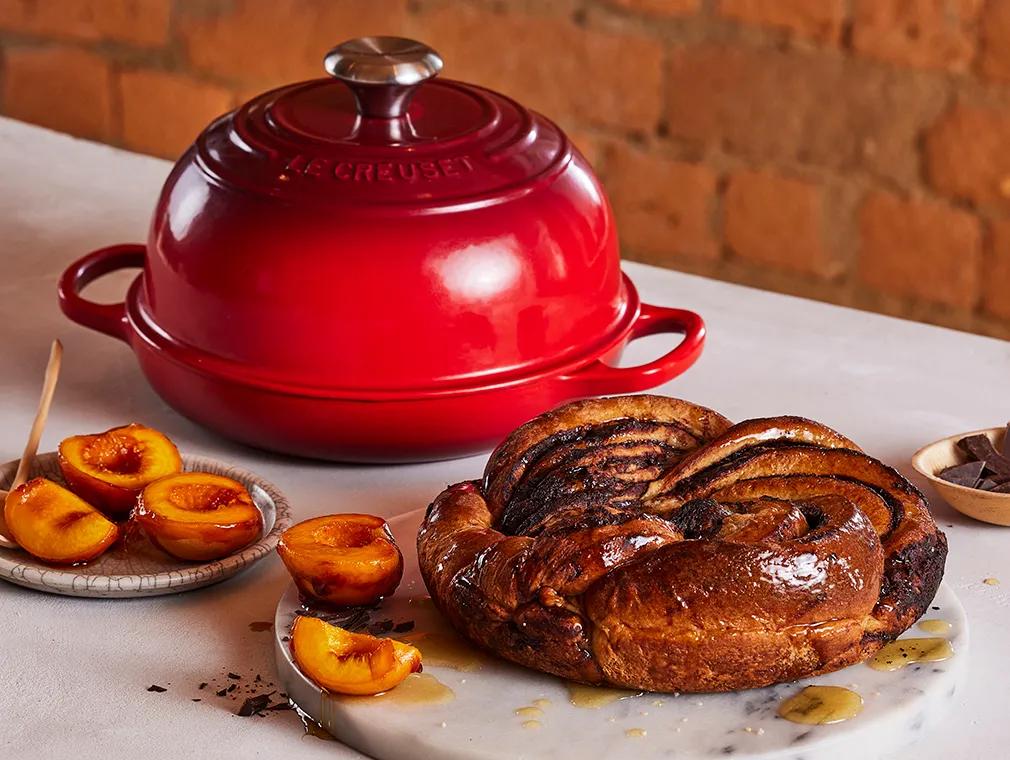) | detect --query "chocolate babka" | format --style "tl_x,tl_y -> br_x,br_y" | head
417,395 -> 946,692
